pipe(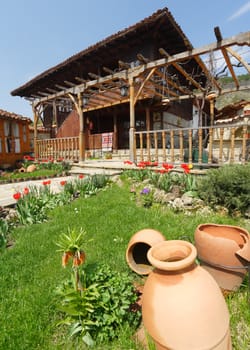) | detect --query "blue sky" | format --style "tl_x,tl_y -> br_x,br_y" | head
1,0 -> 249,119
